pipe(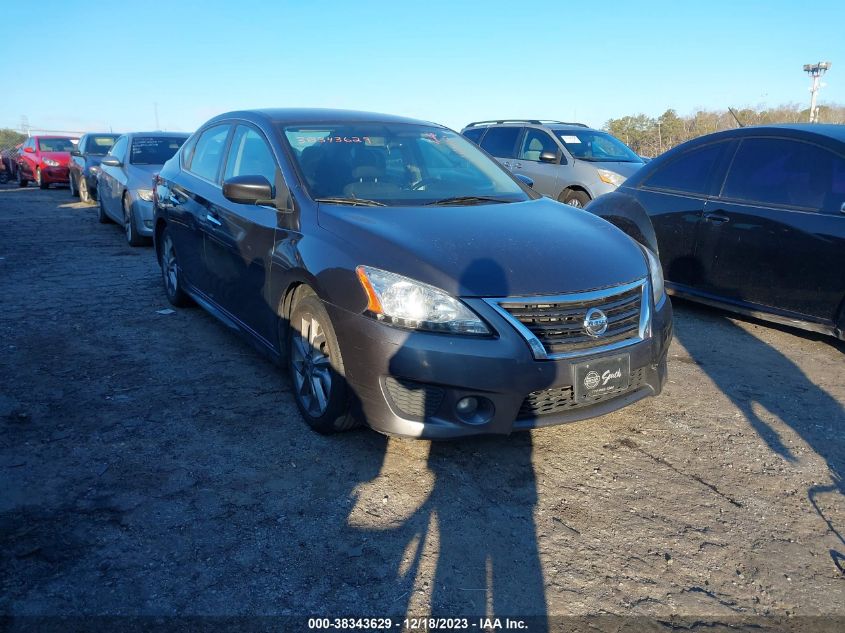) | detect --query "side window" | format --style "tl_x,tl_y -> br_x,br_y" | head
188,124 -> 231,183
722,137 -> 845,211
643,141 -> 731,195
223,125 -> 277,184
108,136 -> 128,161
462,128 -> 485,145
518,129 -> 558,161
180,134 -> 199,169
480,127 -> 520,158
